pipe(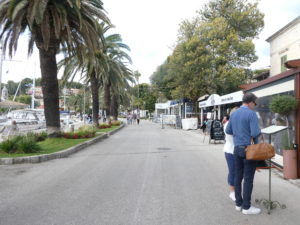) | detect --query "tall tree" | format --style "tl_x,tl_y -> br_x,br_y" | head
102,32 -> 133,121
166,0 -> 264,101
133,83 -> 157,113
59,24 -> 132,126
150,61 -> 174,101
0,0 -> 110,133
